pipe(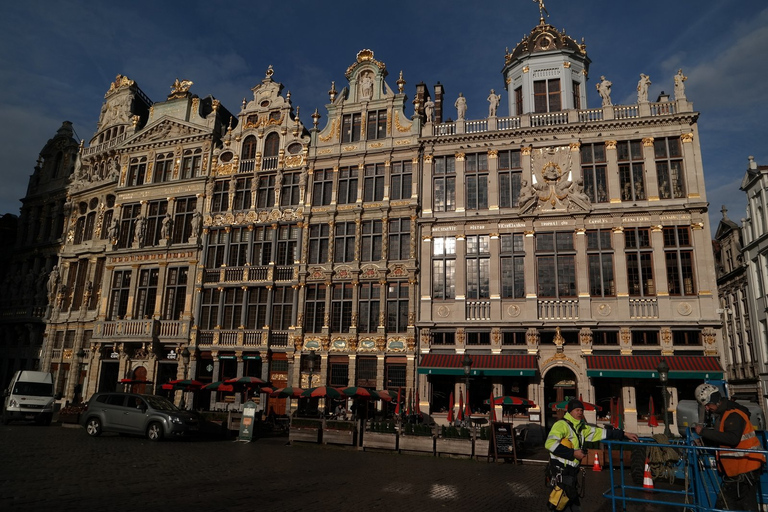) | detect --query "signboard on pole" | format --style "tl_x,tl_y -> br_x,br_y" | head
238,401 -> 257,443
